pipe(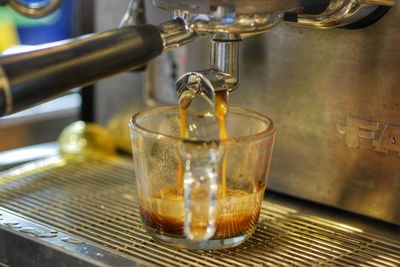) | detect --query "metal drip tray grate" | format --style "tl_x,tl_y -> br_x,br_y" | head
0,156 -> 399,266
